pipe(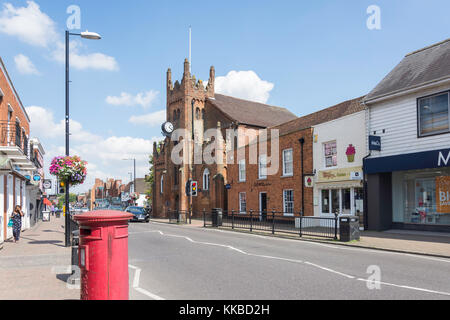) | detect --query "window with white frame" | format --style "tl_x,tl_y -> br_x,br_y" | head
283,149 -> 293,176
324,141 -> 337,168
160,175 -> 164,194
203,168 -> 210,191
418,91 -> 450,137
259,155 -> 267,179
239,193 -> 247,213
239,159 -> 246,182
283,190 -> 294,216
